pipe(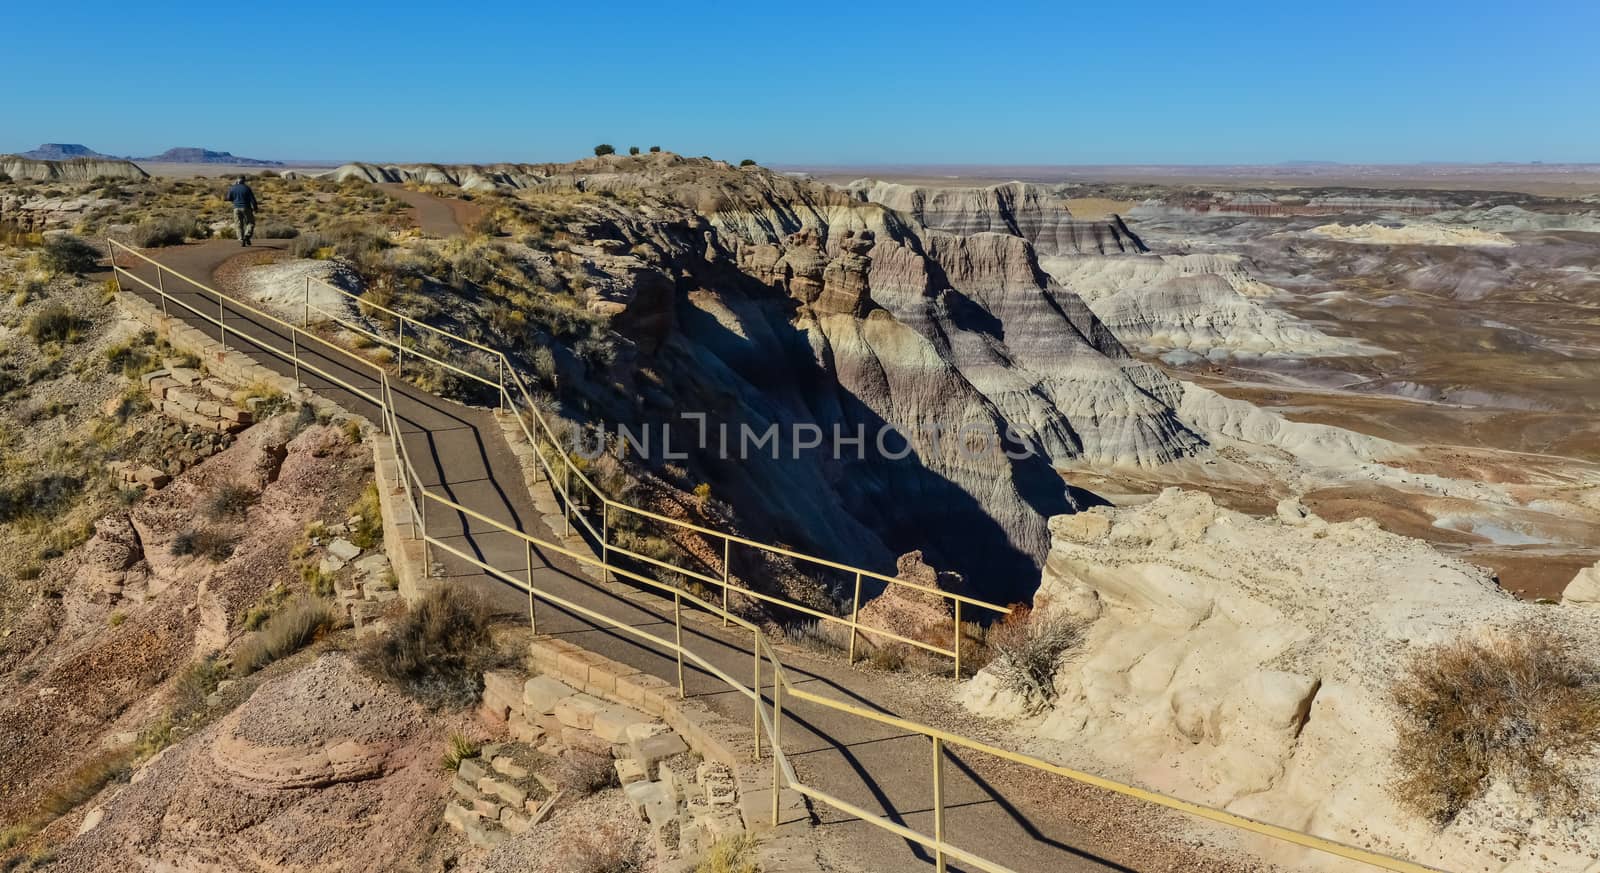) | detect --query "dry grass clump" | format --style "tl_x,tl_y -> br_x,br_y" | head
204,482 -> 258,520
130,214 -> 195,247
441,732 -> 481,772
695,834 -> 761,873
233,595 -> 336,676
24,302 -> 81,345
983,605 -> 1087,705
39,234 -> 99,276
346,482 -> 382,549
170,527 -> 237,561
564,820 -> 646,873
557,750 -> 618,796
1391,628 -> 1600,824
358,585 -> 494,709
